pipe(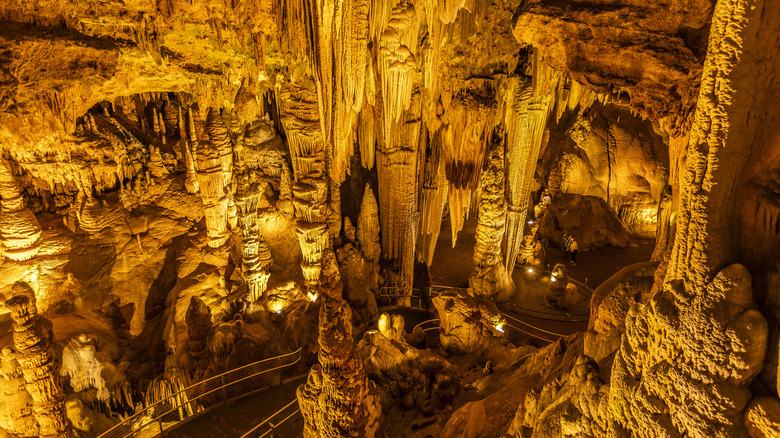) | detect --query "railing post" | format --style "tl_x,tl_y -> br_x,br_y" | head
221,375 -> 228,403
158,419 -> 164,436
